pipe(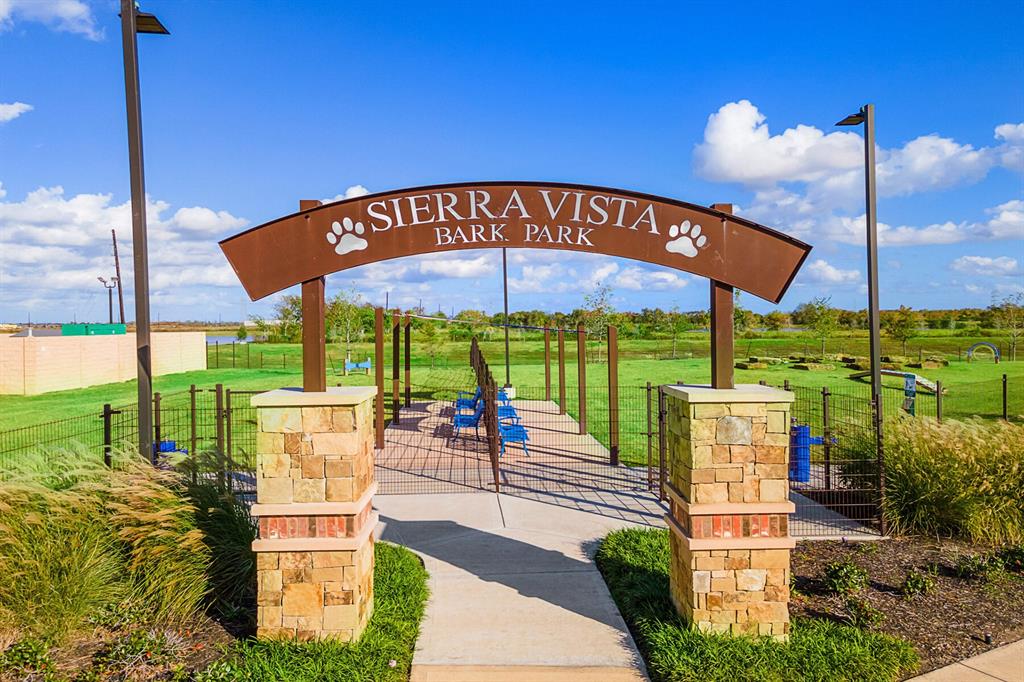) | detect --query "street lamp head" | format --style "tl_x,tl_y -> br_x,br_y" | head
135,11 -> 169,35
836,112 -> 865,127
